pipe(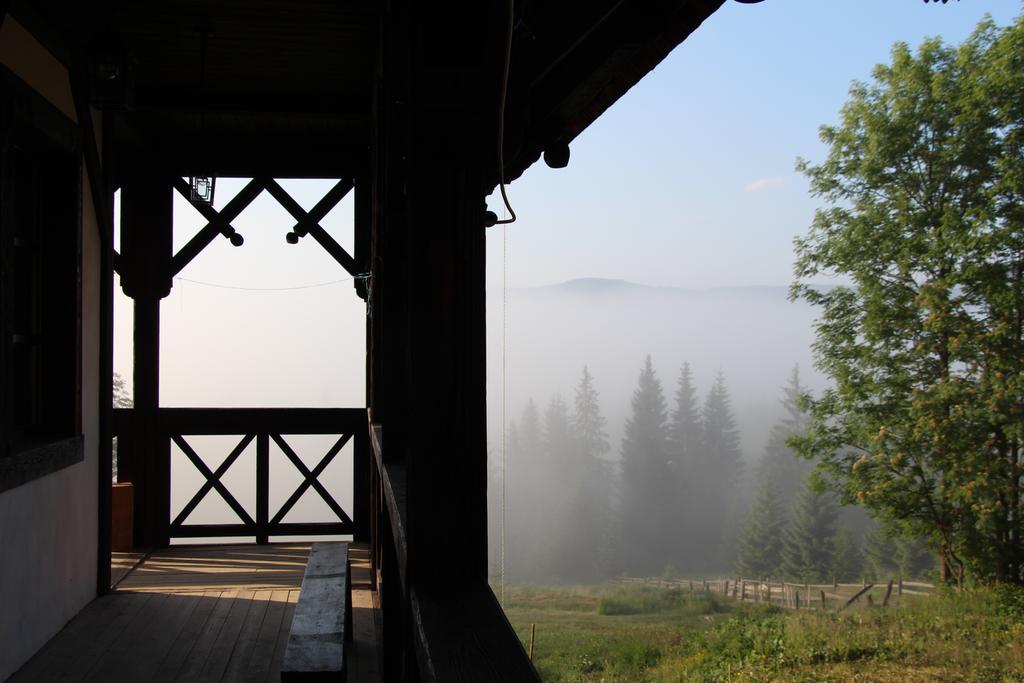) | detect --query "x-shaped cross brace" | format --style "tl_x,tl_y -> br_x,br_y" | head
269,433 -> 354,526
171,434 -> 257,527
263,178 -> 359,277
169,177 -> 264,277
